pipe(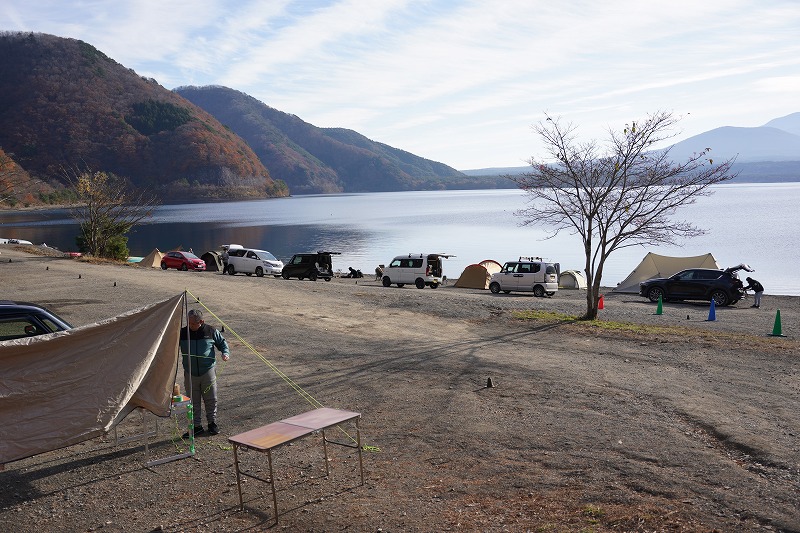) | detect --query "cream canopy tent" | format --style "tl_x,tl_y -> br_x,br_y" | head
612,252 -> 720,293
454,259 -> 502,289
139,248 -> 164,268
0,294 -> 184,465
